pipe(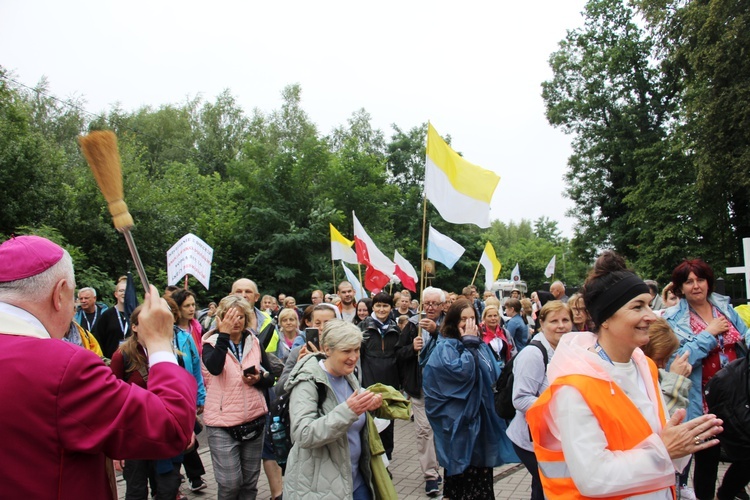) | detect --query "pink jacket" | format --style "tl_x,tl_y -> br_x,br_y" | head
201,331 -> 267,427
187,318 -> 203,355
0,325 -> 196,499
